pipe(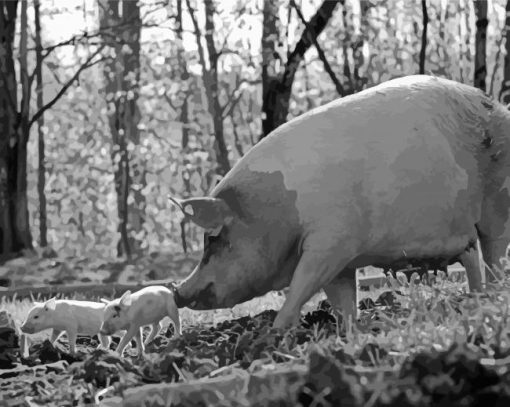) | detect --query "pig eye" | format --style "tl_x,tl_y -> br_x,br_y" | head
34,316 -> 39,319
